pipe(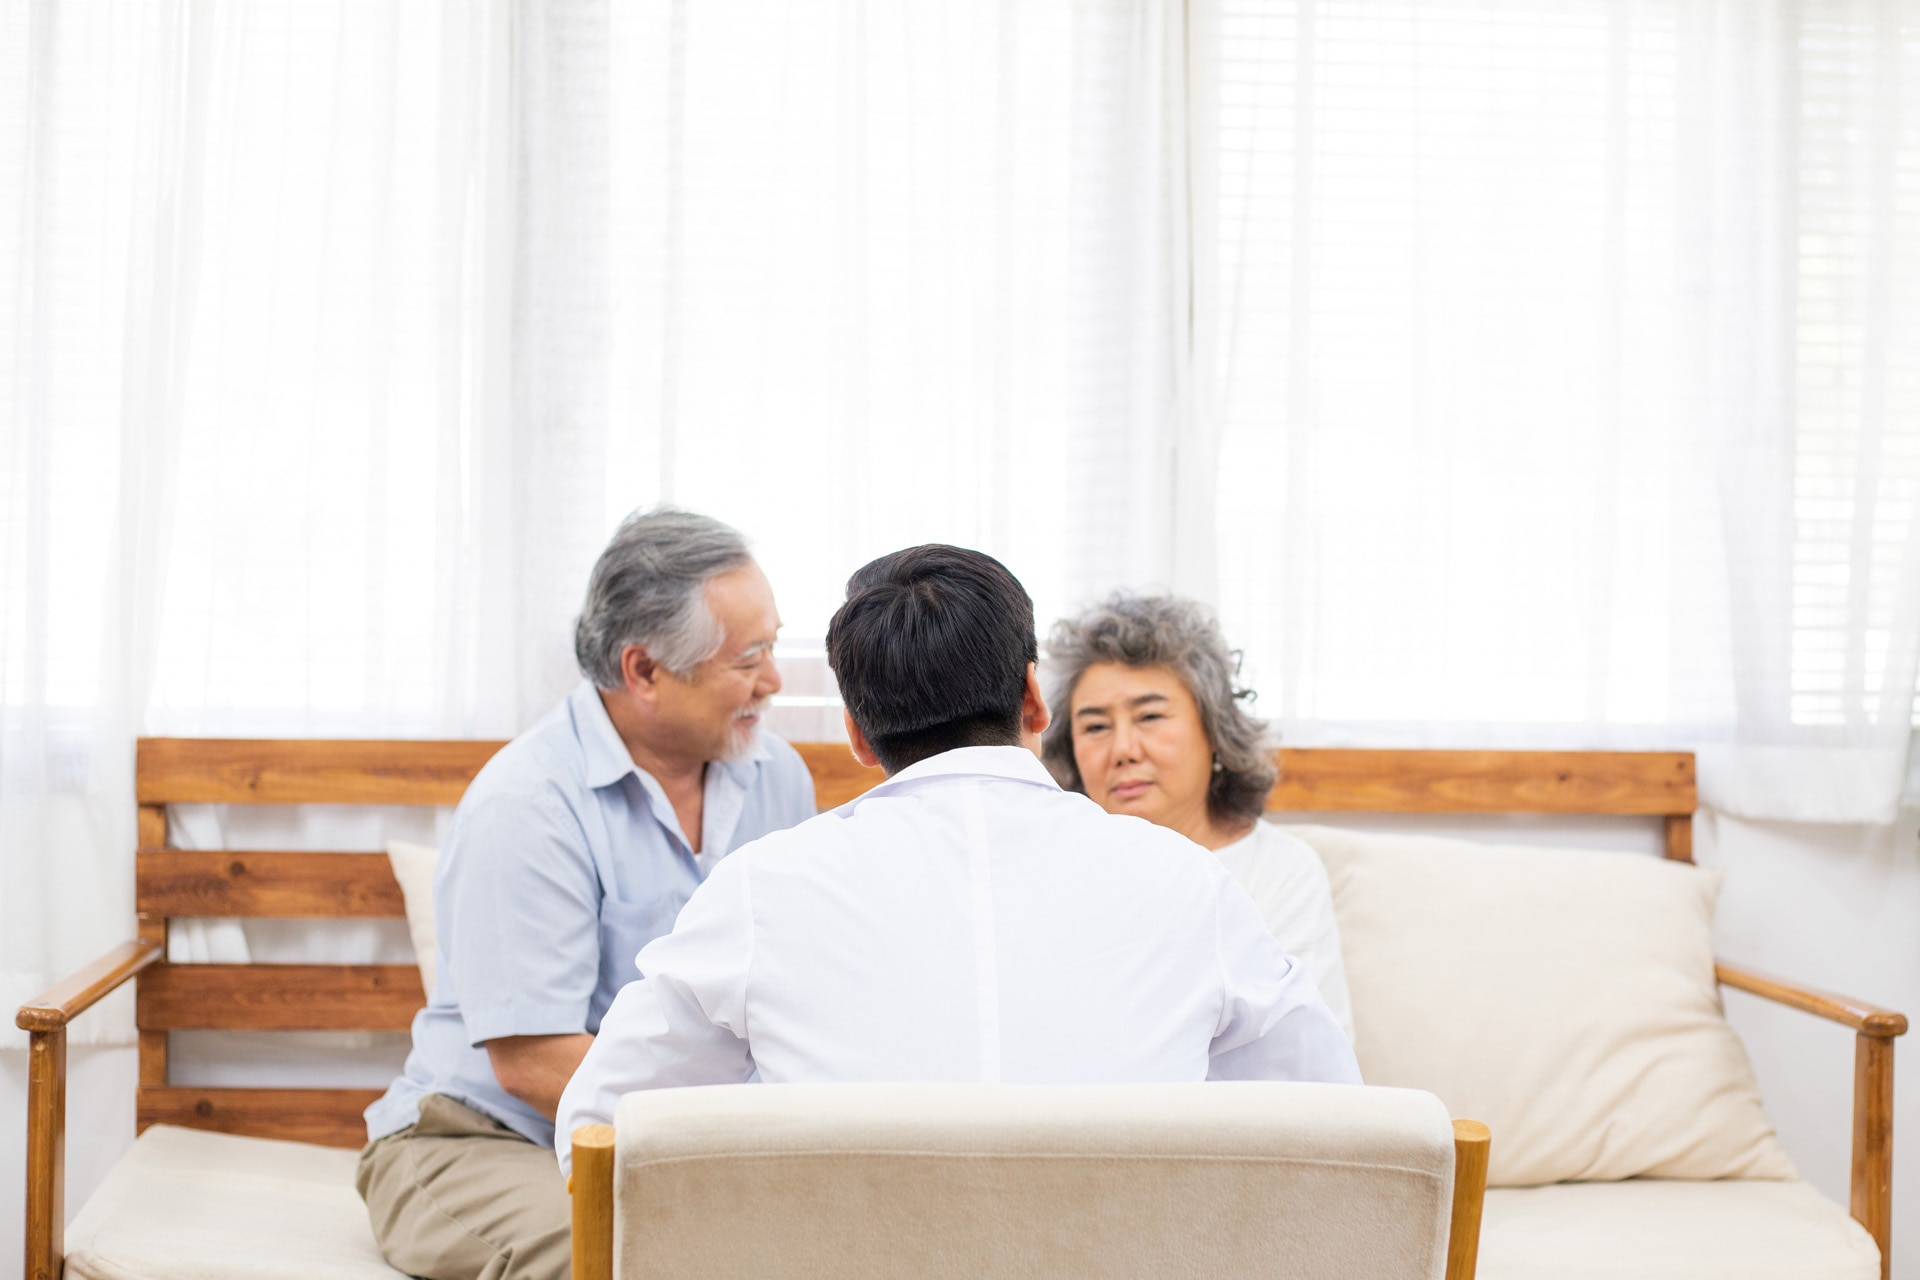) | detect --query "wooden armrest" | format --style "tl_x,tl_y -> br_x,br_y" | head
570,1124 -> 617,1280
1715,960 -> 1908,1037
18,939 -> 164,1280
15,940 -> 164,1032
1448,1119 -> 1490,1280
1717,957 -> 1904,1280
